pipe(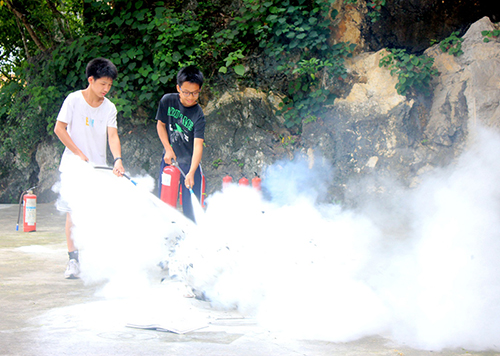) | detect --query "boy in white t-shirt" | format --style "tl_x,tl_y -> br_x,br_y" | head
54,58 -> 125,279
